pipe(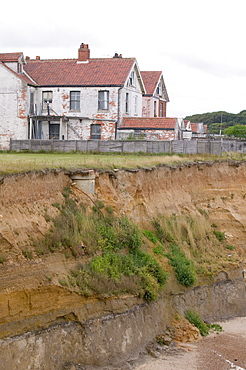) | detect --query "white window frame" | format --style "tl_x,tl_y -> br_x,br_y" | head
91,124 -> 101,139
156,82 -> 162,96
134,95 -> 138,115
70,91 -> 80,110
129,71 -> 135,86
125,93 -> 129,114
98,90 -> 109,110
42,91 -> 53,111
